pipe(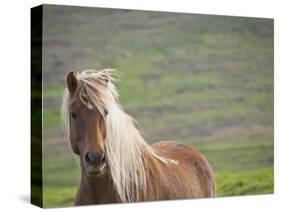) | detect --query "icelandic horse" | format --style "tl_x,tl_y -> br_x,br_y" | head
61,69 -> 215,205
